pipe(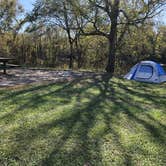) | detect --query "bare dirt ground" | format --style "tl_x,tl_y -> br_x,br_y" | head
0,69 -> 99,87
